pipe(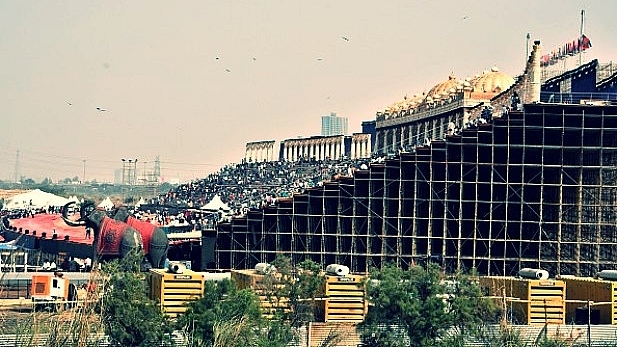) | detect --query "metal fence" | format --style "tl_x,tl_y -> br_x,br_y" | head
466,324 -> 617,347
0,278 -> 94,299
